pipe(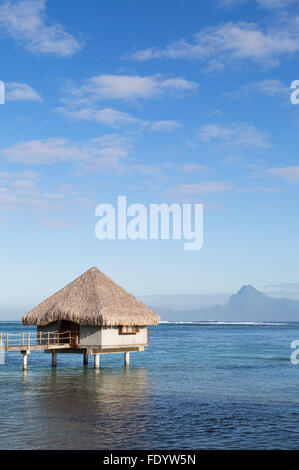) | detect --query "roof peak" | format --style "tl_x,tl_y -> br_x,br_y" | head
22,267 -> 160,327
